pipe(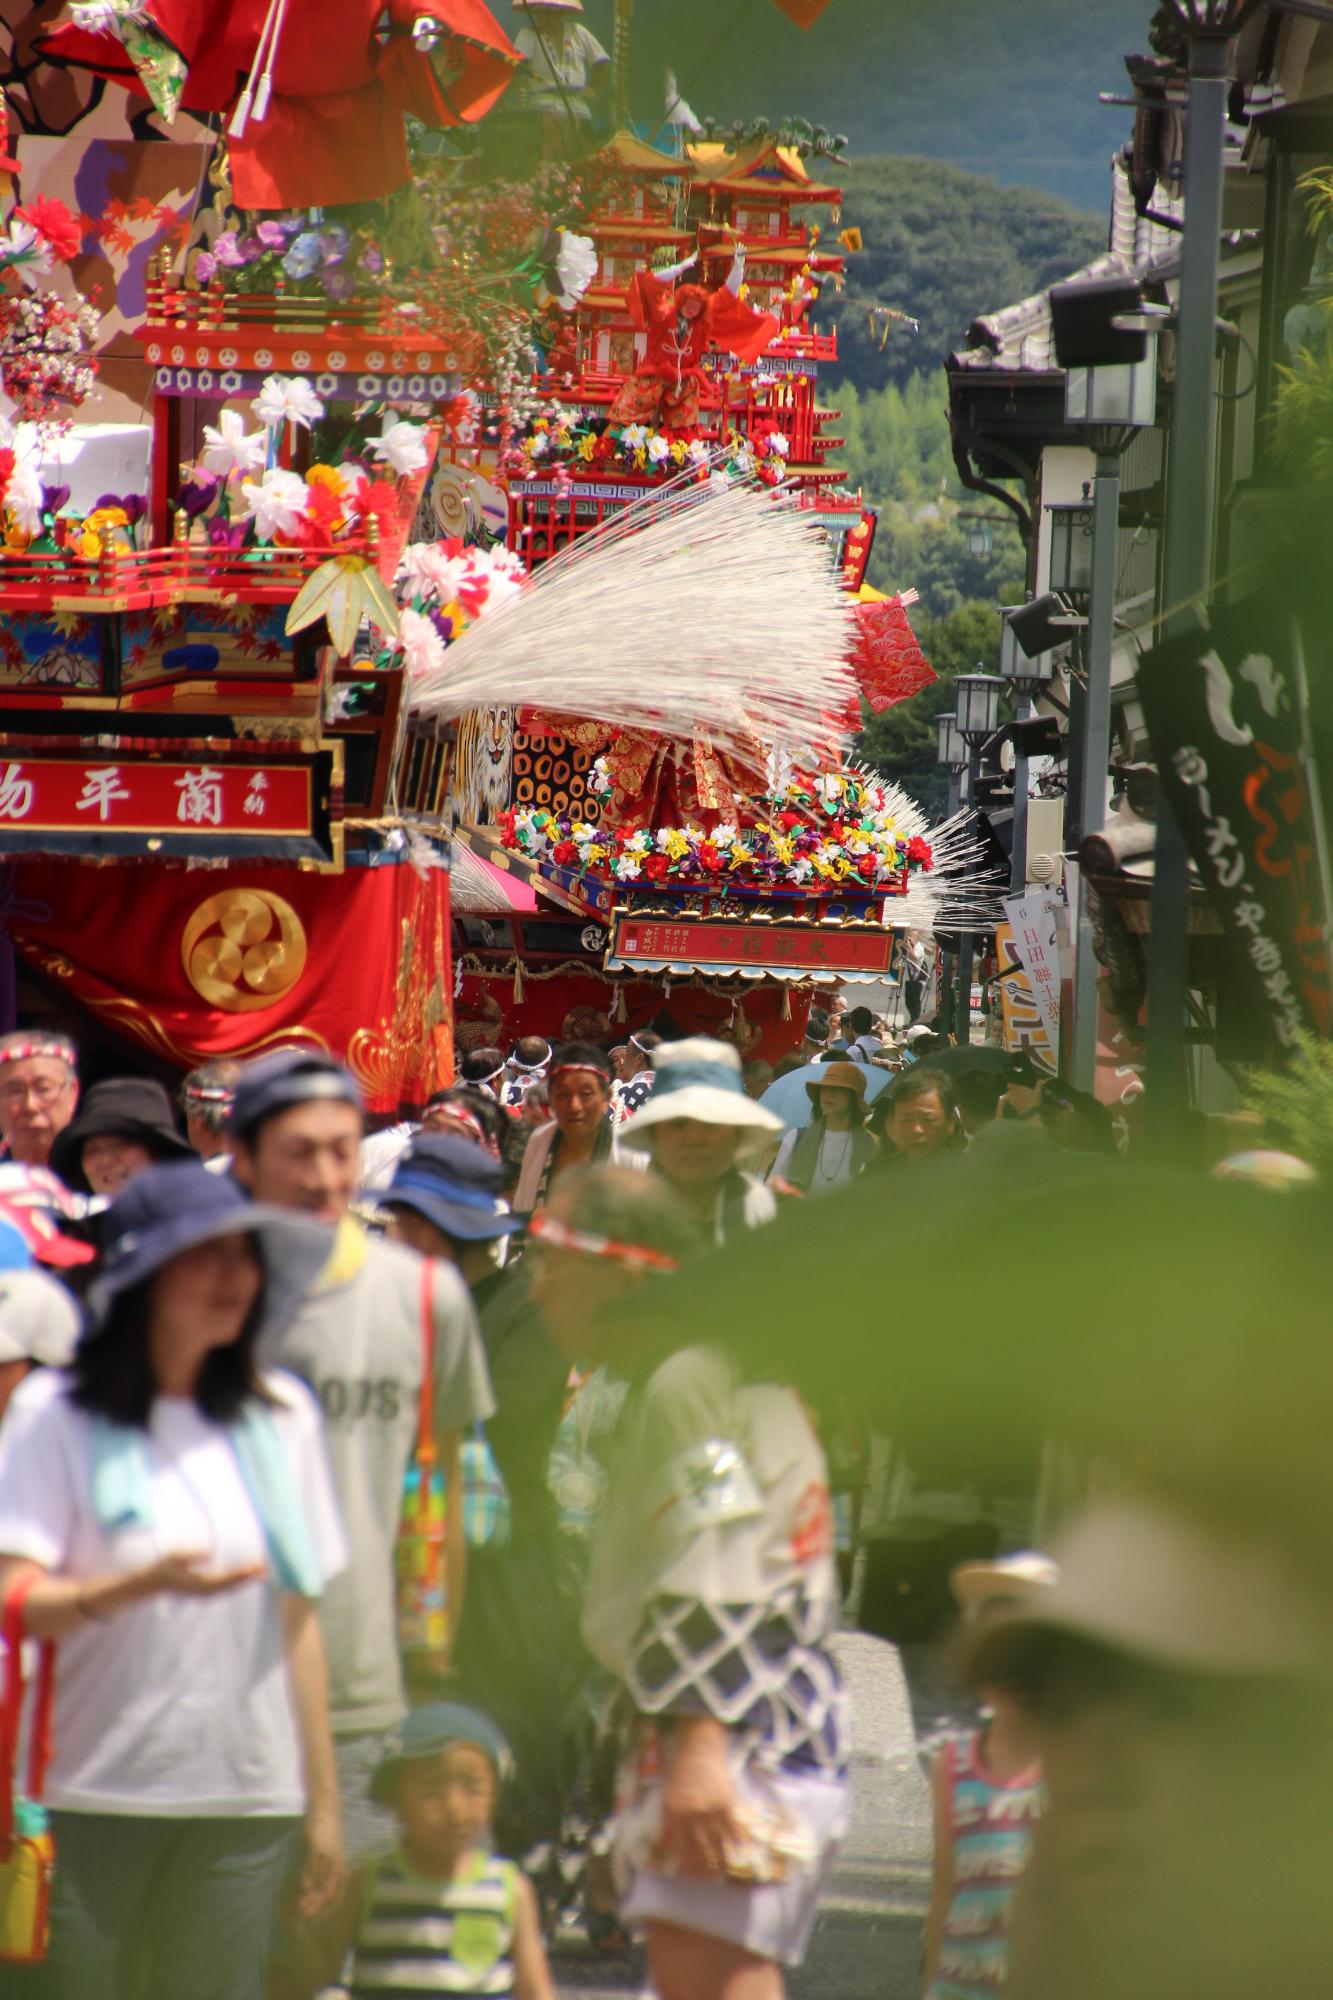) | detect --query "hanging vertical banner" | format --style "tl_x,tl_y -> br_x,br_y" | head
1136,596 -> 1333,1050
1001,890 -> 1061,1059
